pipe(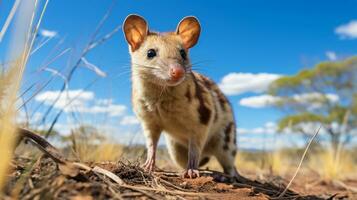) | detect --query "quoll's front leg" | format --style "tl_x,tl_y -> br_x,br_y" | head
182,138 -> 202,178
142,125 -> 161,172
